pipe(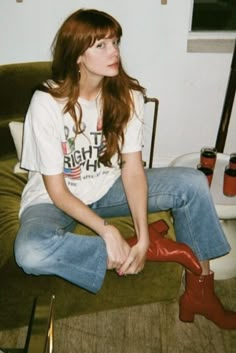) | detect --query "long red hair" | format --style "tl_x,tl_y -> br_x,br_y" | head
41,9 -> 145,166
